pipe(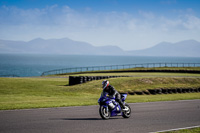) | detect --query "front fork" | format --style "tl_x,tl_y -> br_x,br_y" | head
103,105 -> 109,114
